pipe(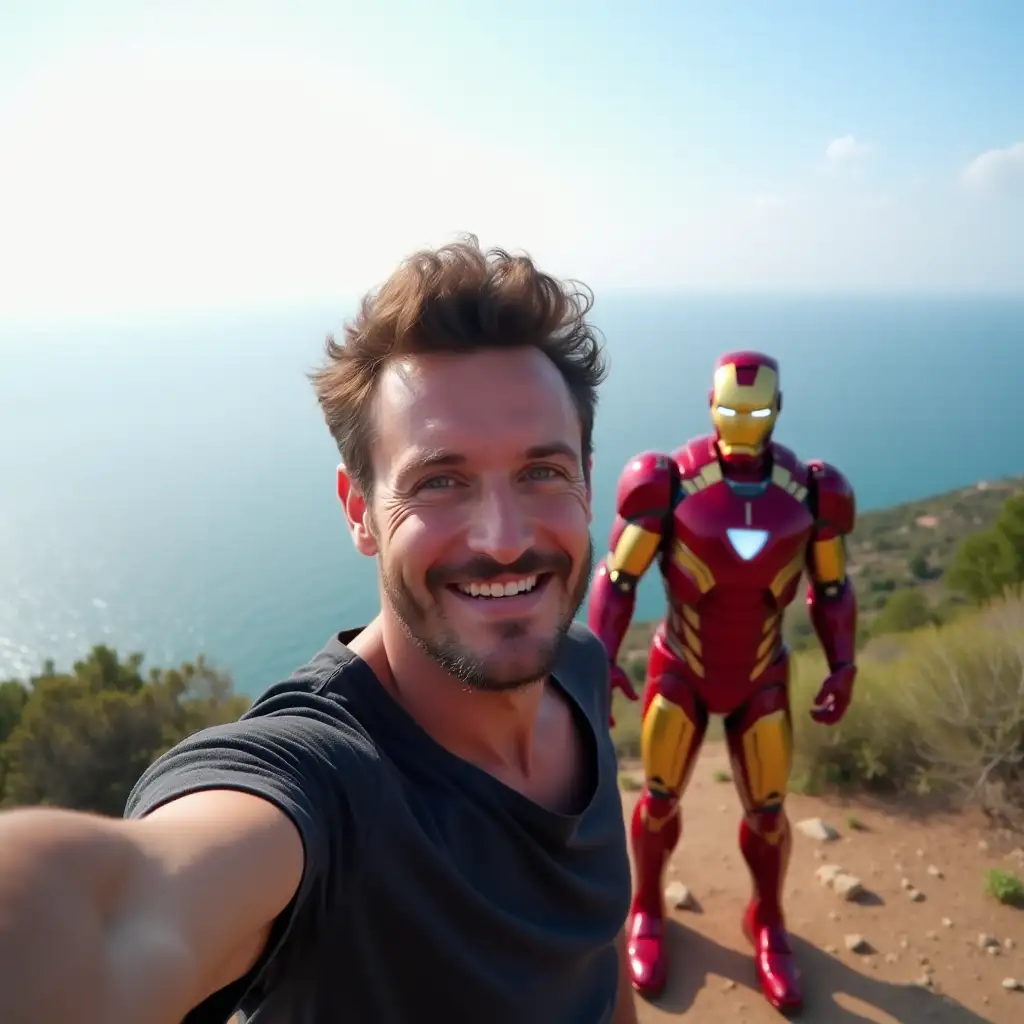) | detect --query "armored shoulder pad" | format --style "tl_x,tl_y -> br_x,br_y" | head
671,434 -> 717,477
615,451 -> 677,521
